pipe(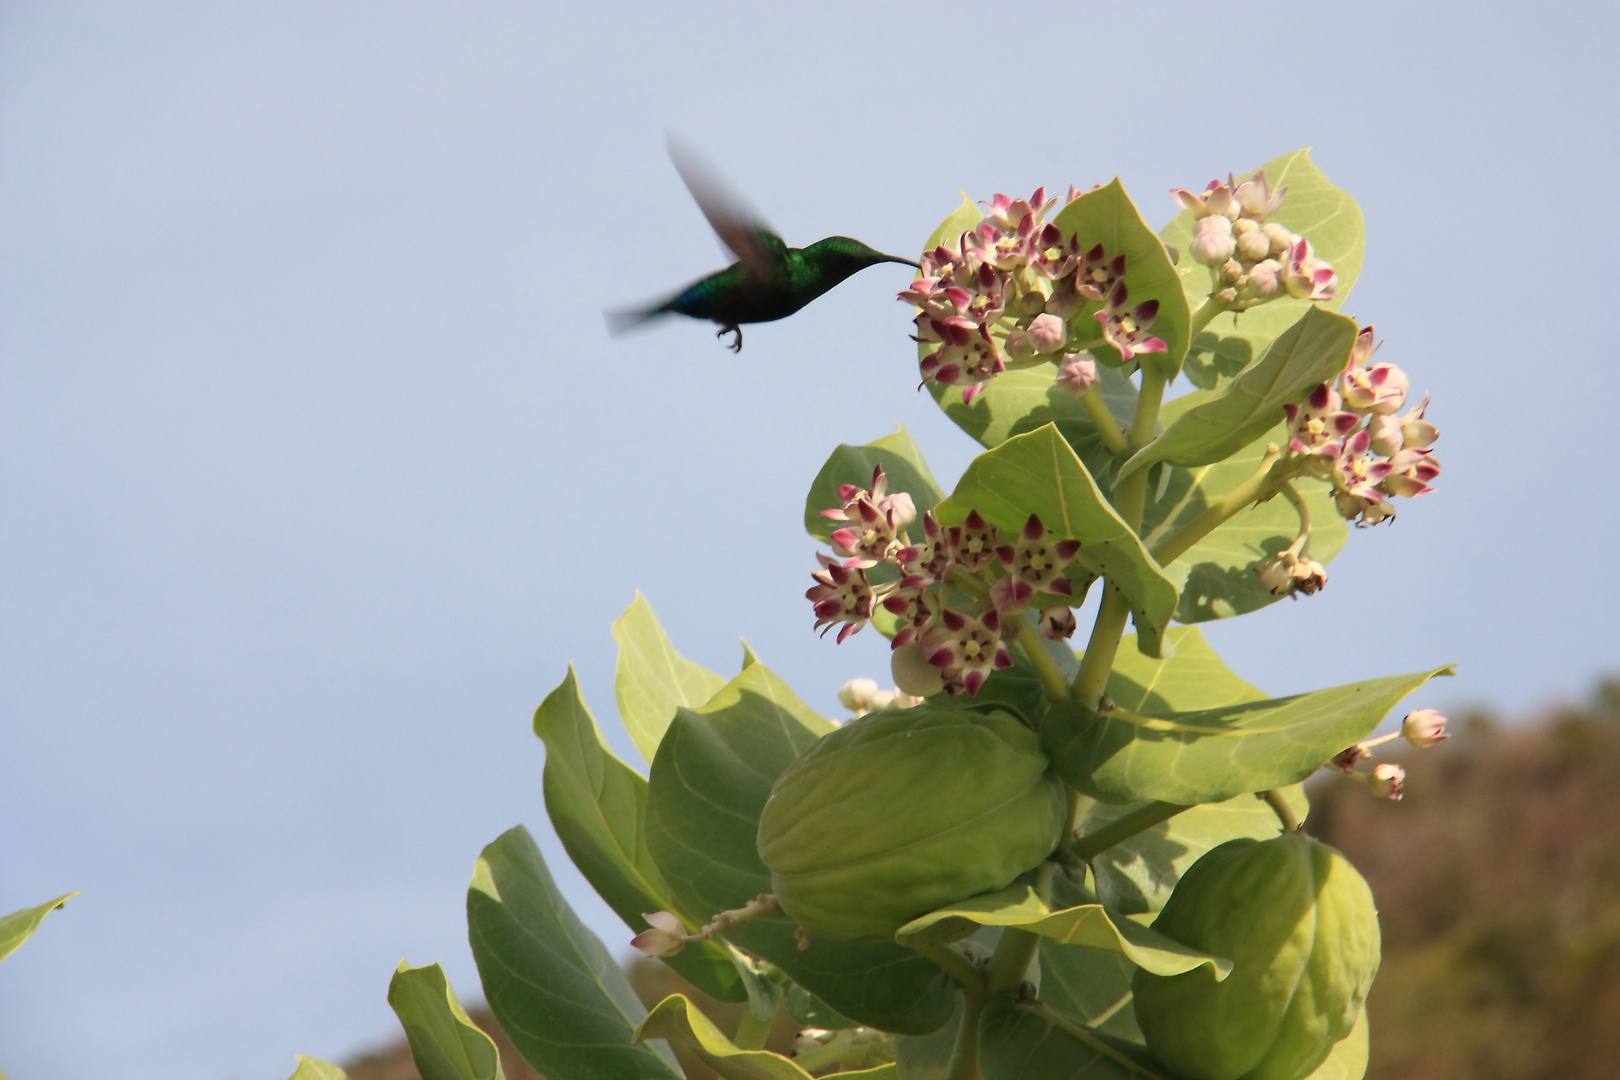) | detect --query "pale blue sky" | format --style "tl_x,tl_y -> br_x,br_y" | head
3,3 -> 1617,1077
